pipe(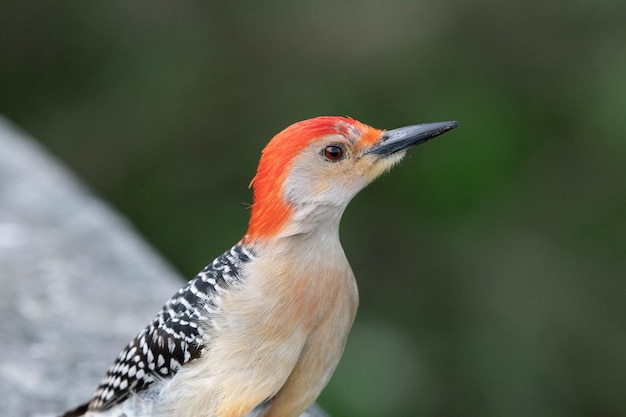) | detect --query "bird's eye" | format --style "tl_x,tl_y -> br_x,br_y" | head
323,145 -> 344,161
